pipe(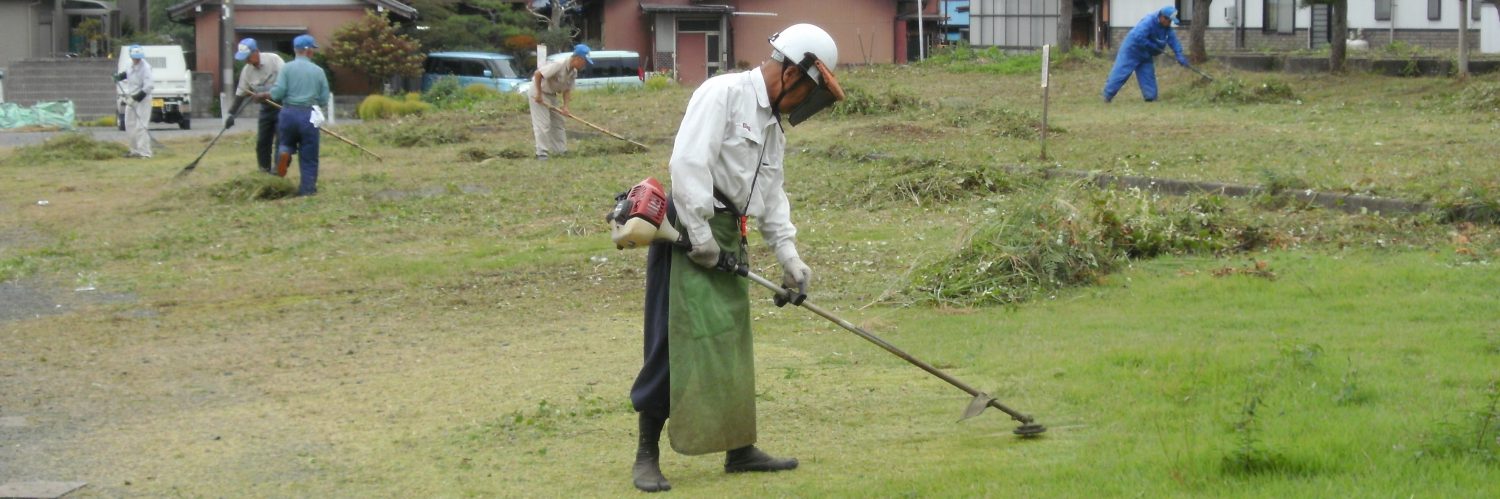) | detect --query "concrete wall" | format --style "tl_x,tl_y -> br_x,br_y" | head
1,1 -> 40,76
3,58 -> 119,119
